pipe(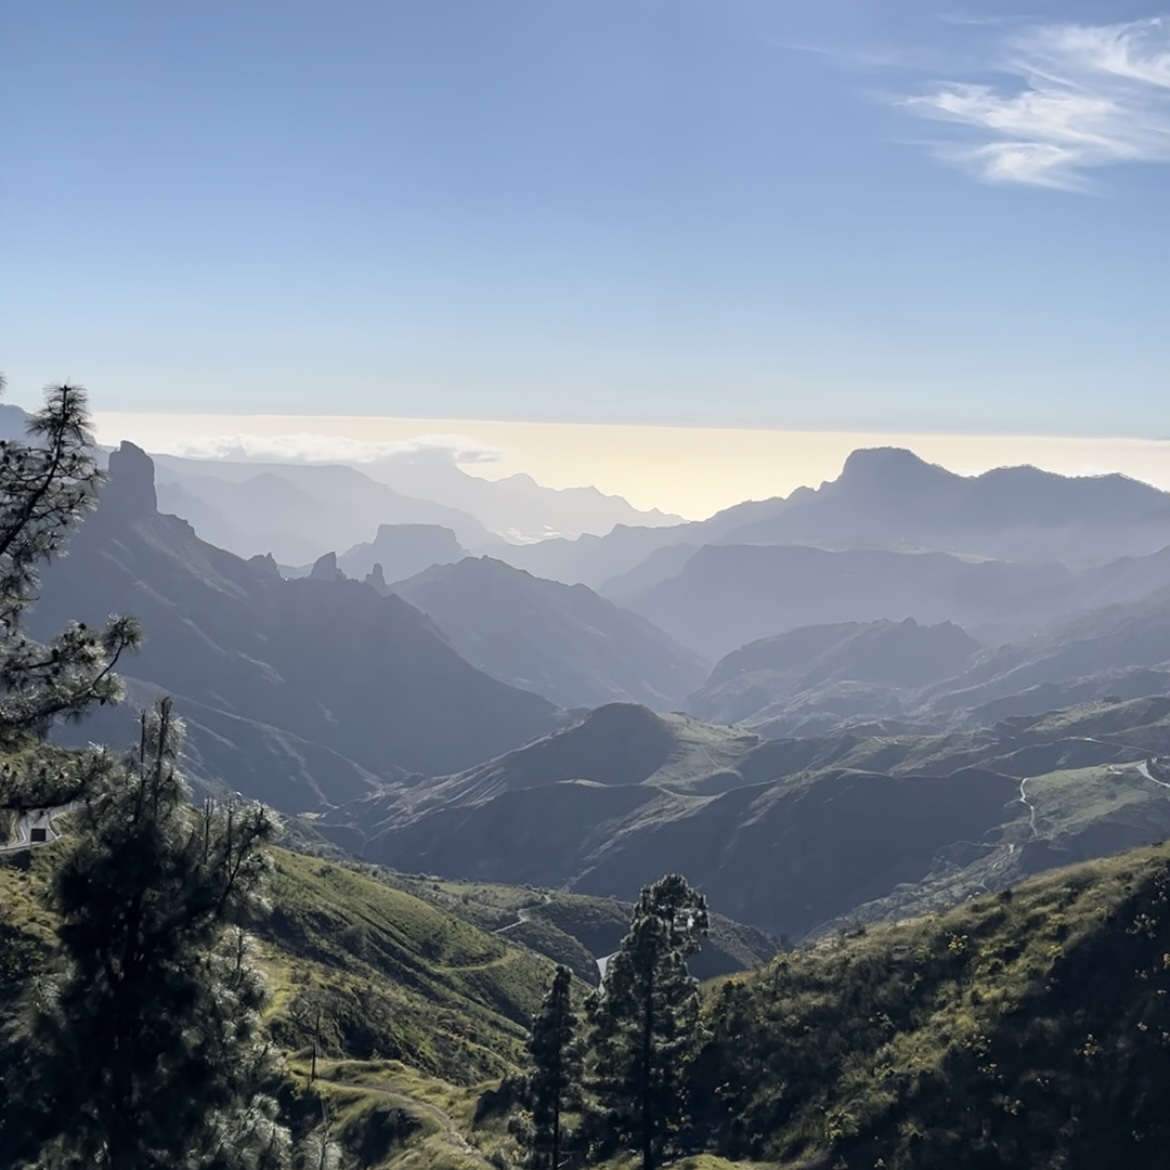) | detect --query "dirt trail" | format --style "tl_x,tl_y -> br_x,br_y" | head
314,1075 -> 479,1159
492,892 -> 551,936
1135,760 -> 1170,791
1017,777 -> 1038,840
